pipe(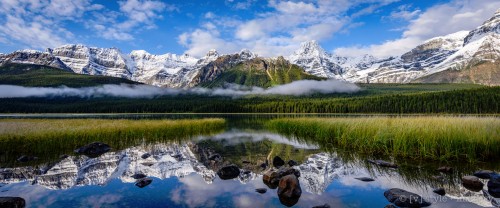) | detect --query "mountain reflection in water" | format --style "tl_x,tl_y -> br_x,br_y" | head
0,115 -> 499,208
